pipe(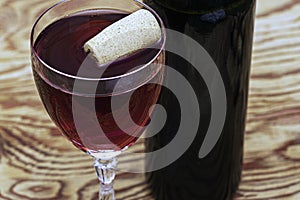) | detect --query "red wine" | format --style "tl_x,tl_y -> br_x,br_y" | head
145,0 -> 255,199
32,10 -> 164,152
